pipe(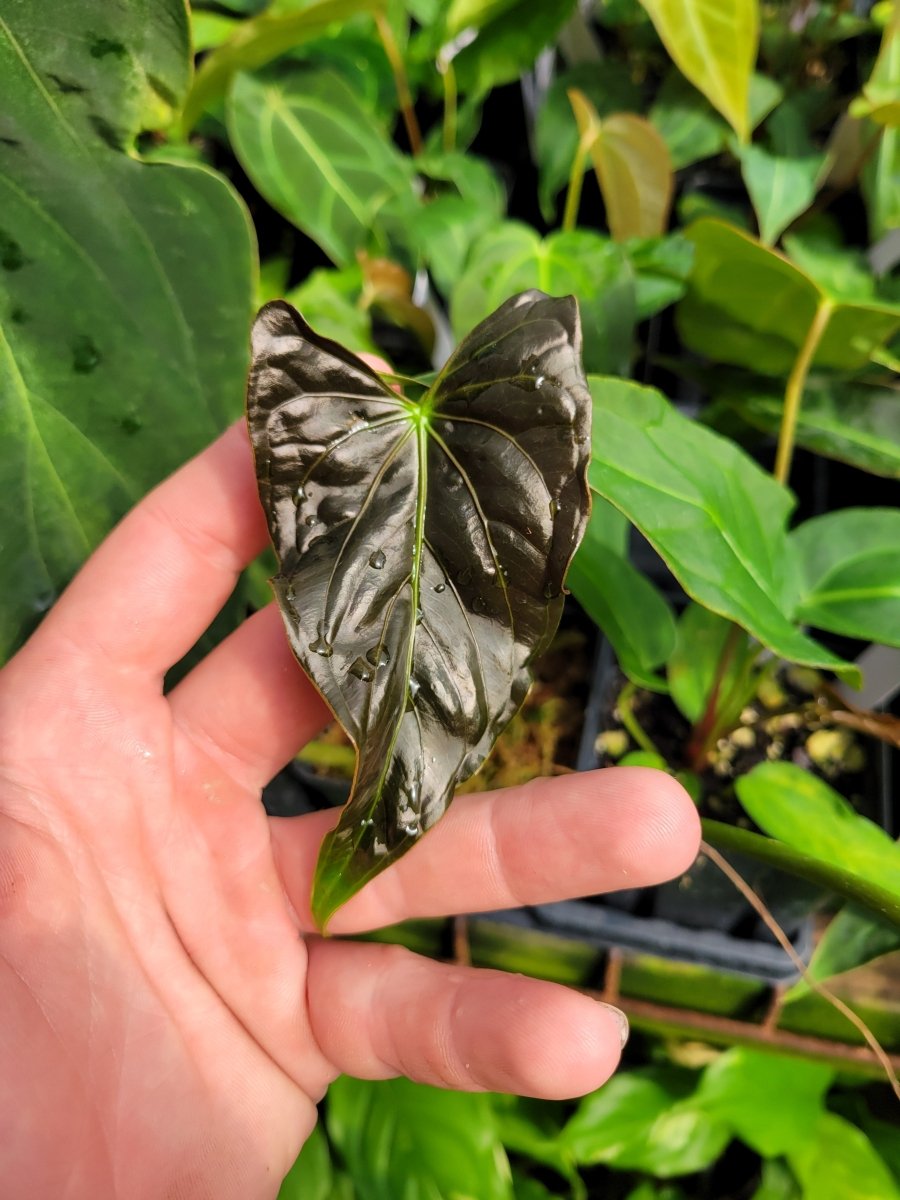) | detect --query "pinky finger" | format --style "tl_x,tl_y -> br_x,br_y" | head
306,939 -> 628,1100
